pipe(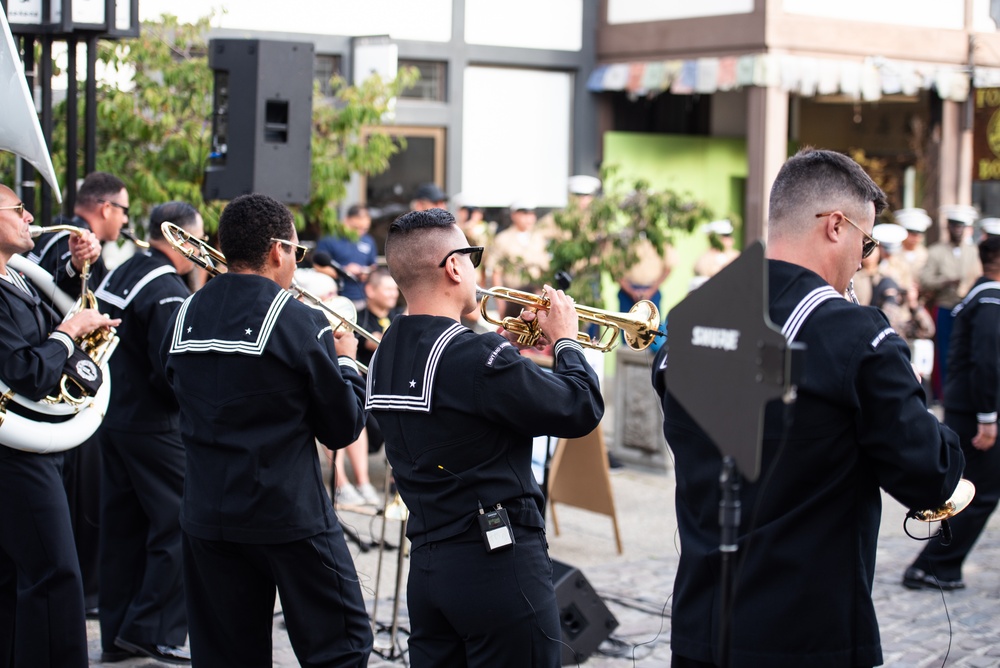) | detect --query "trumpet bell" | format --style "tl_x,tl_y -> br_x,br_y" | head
911,479 -> 976,522
622,300 -> 661,351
